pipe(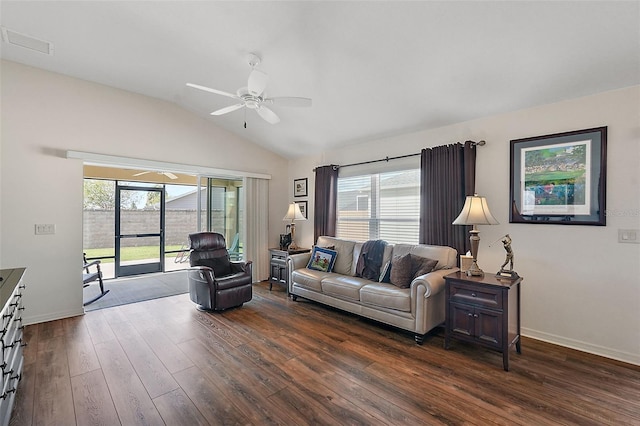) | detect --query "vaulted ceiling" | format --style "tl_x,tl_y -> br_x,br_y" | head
1,1 -> 638,158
